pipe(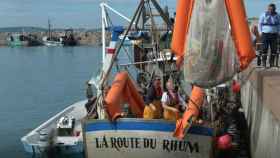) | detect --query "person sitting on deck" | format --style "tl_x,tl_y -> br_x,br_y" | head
161,79 -> 186,121
143,76 -> 163,119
